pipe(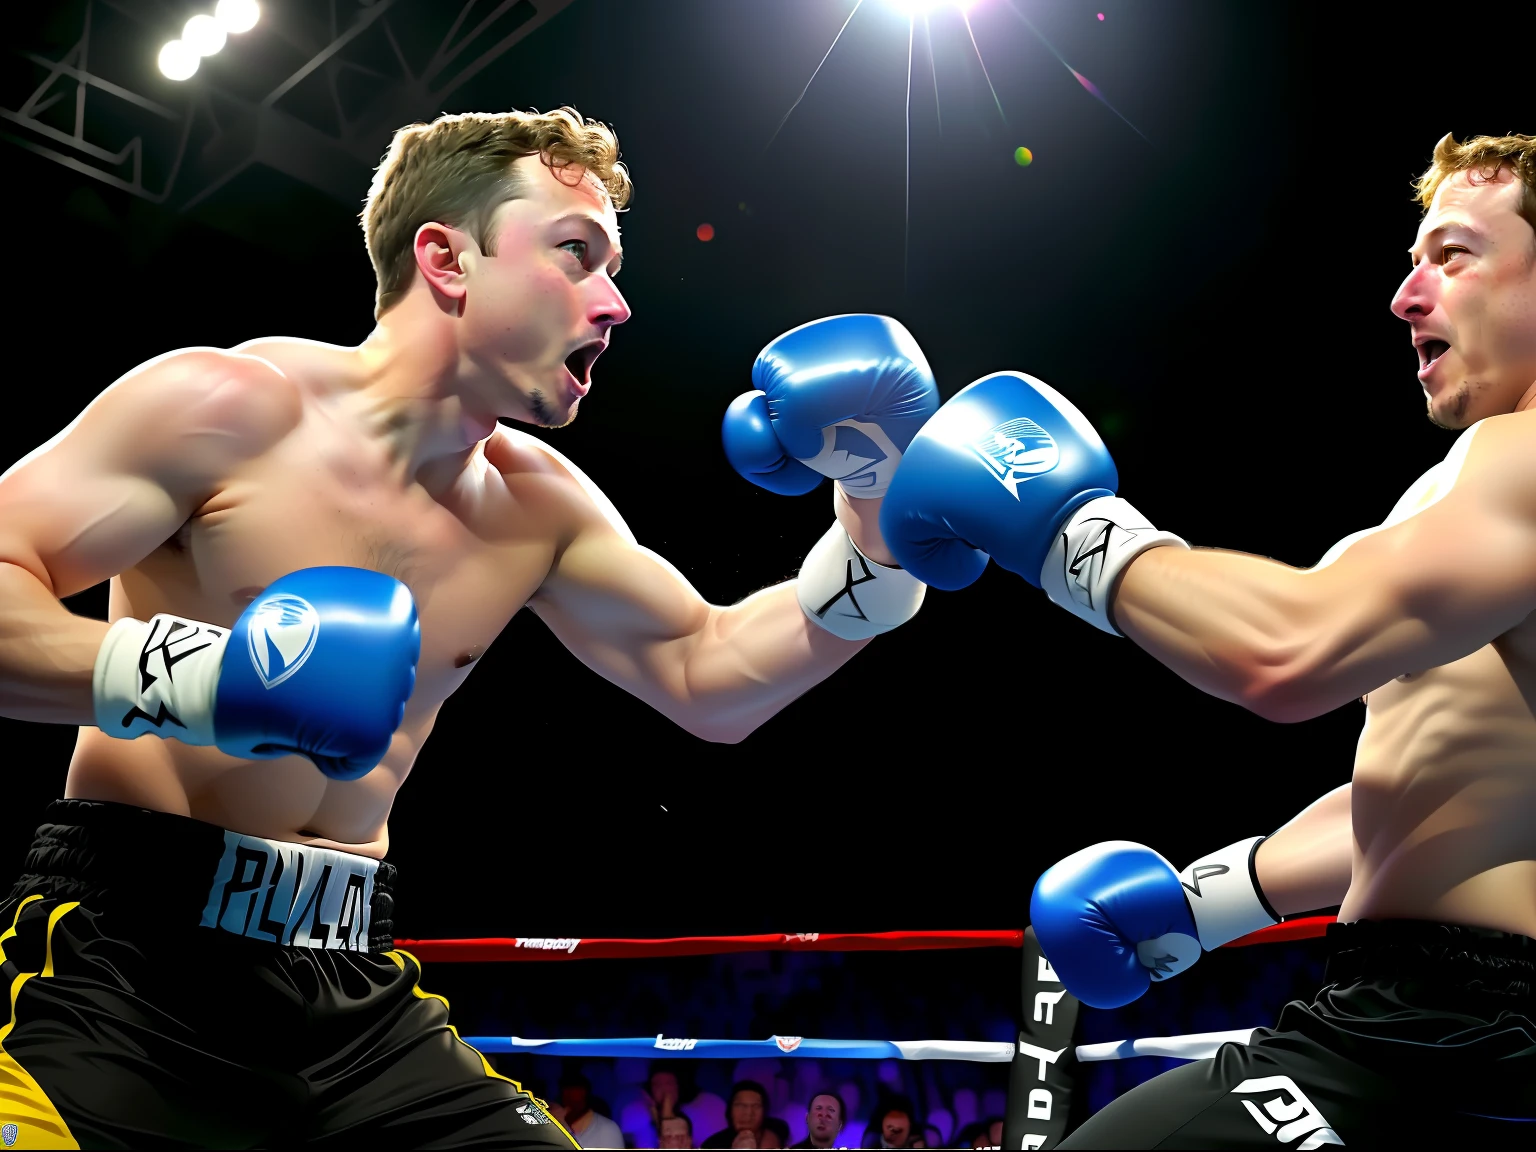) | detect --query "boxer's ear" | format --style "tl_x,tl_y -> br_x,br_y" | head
413,221 -> 470,312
